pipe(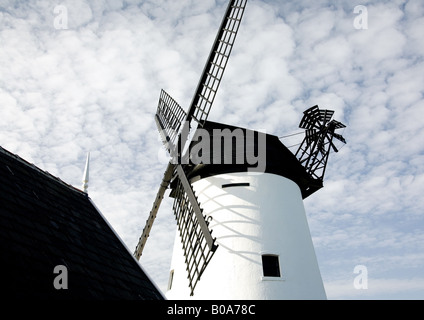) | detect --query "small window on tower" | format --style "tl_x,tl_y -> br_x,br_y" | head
262,255 -> 281,277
